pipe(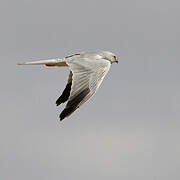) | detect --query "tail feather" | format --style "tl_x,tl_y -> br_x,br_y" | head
17,58 -> 67,66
